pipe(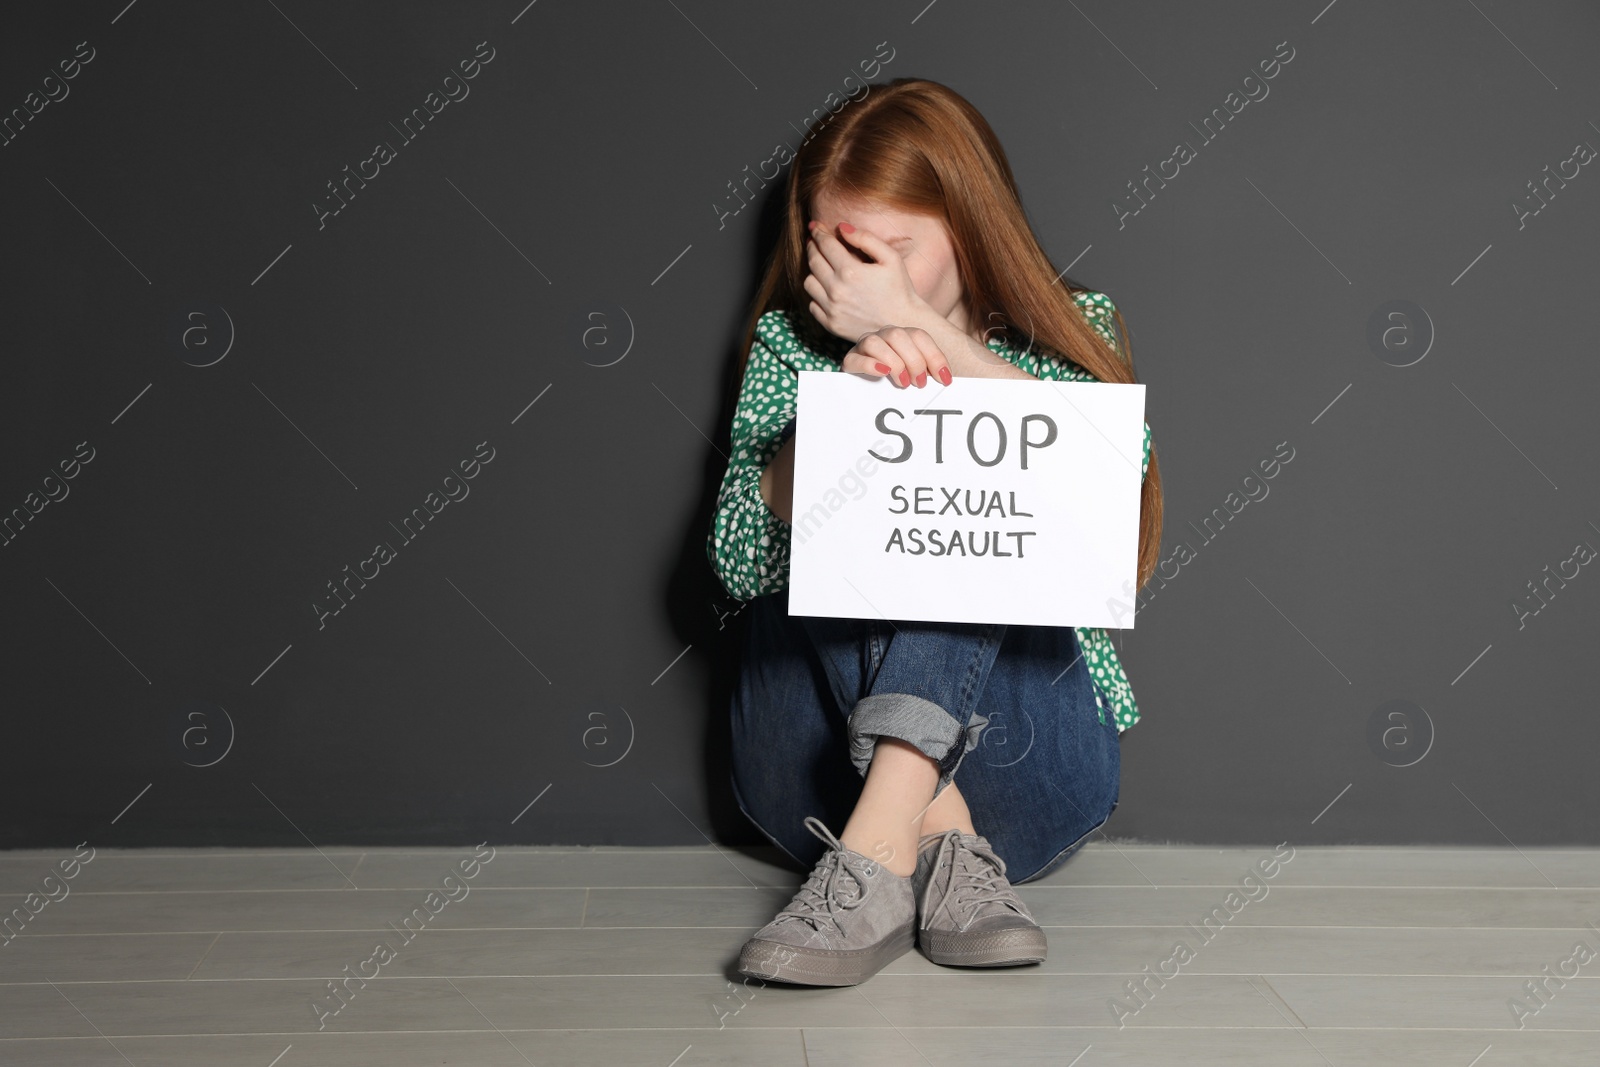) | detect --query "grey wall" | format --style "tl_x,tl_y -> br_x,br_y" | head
2,0 -> 1595,852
